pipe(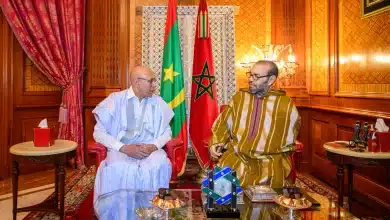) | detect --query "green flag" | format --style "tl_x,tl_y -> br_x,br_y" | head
160,0 -> 187,176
